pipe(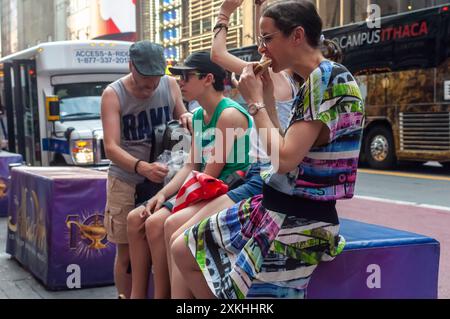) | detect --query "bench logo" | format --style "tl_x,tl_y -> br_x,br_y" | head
366,264 -> 381,289
0,177 -> 7,199
66,213 -> 108,253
